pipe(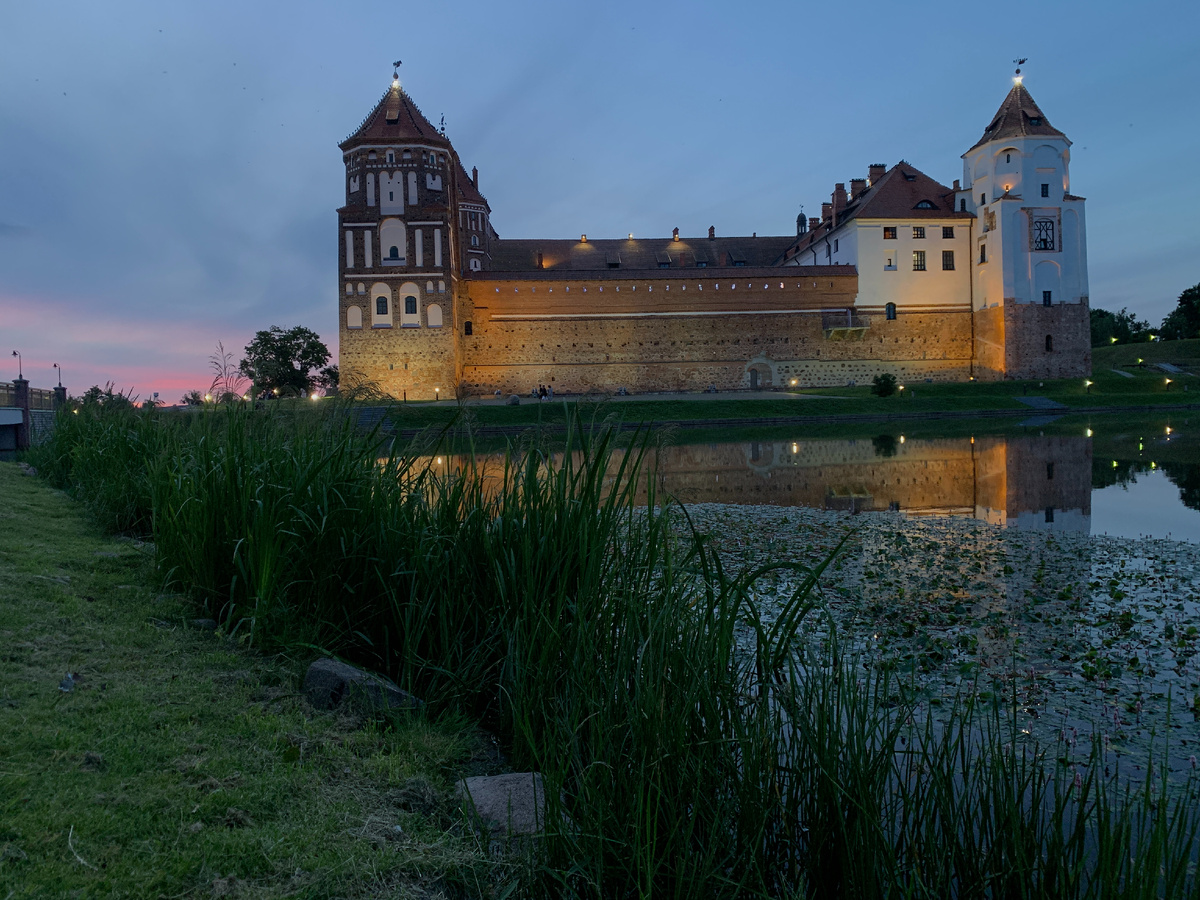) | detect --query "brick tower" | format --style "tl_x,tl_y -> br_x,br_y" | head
337,68 -> 491,399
